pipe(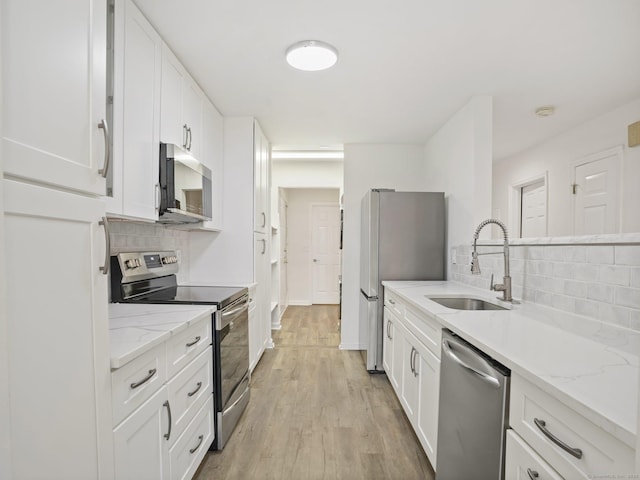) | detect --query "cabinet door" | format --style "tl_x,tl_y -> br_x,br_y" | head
200,100 -> 224,231
505,430 -> 563,480
111,0 -> 162,220
391,316 -> 405,395
382,308 -> 399,391
3,0 -> 107,196
160,45 -> 187,148
251,233 -> 270,366
399,326 -> 419,422
114,386 -> 170,480
253,121 -> 268,233
182,80 -> 203,159
415,339 -> 440,468
3,179 -> 113,479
